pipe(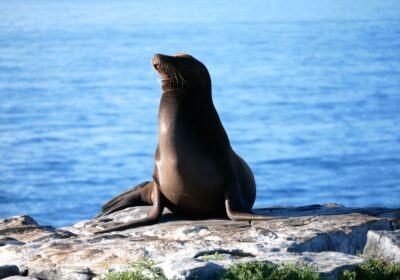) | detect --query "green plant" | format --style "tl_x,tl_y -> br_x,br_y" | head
219,261 -> 324,280
101,257 -> 167,280
337,257 -> 400,280
337,270 -> 356,280
202,252 -> 226,262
